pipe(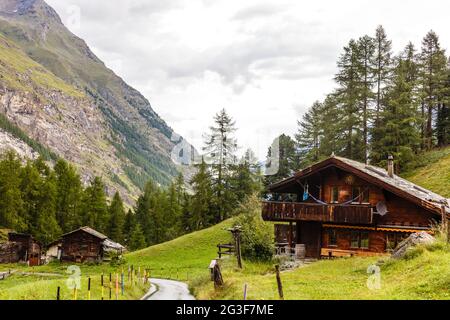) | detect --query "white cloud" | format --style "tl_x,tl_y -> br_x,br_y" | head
47,0 -> 450,159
